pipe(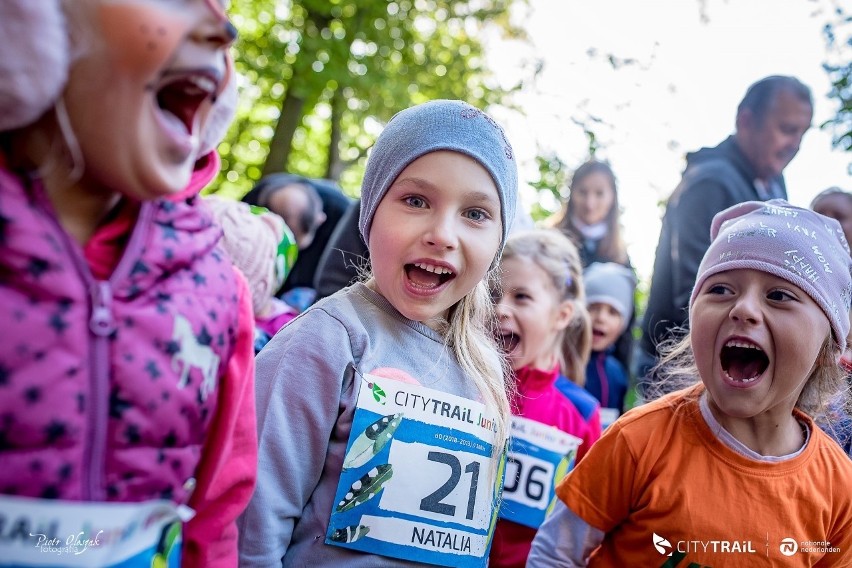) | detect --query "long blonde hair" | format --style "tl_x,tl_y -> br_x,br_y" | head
444,271 -> 513,476
500,229 -> 592,385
